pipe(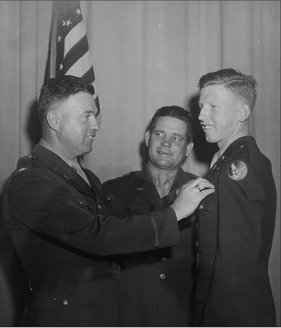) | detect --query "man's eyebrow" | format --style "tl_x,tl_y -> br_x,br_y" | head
83,110 -> 96,114
173,133 -> 185,138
